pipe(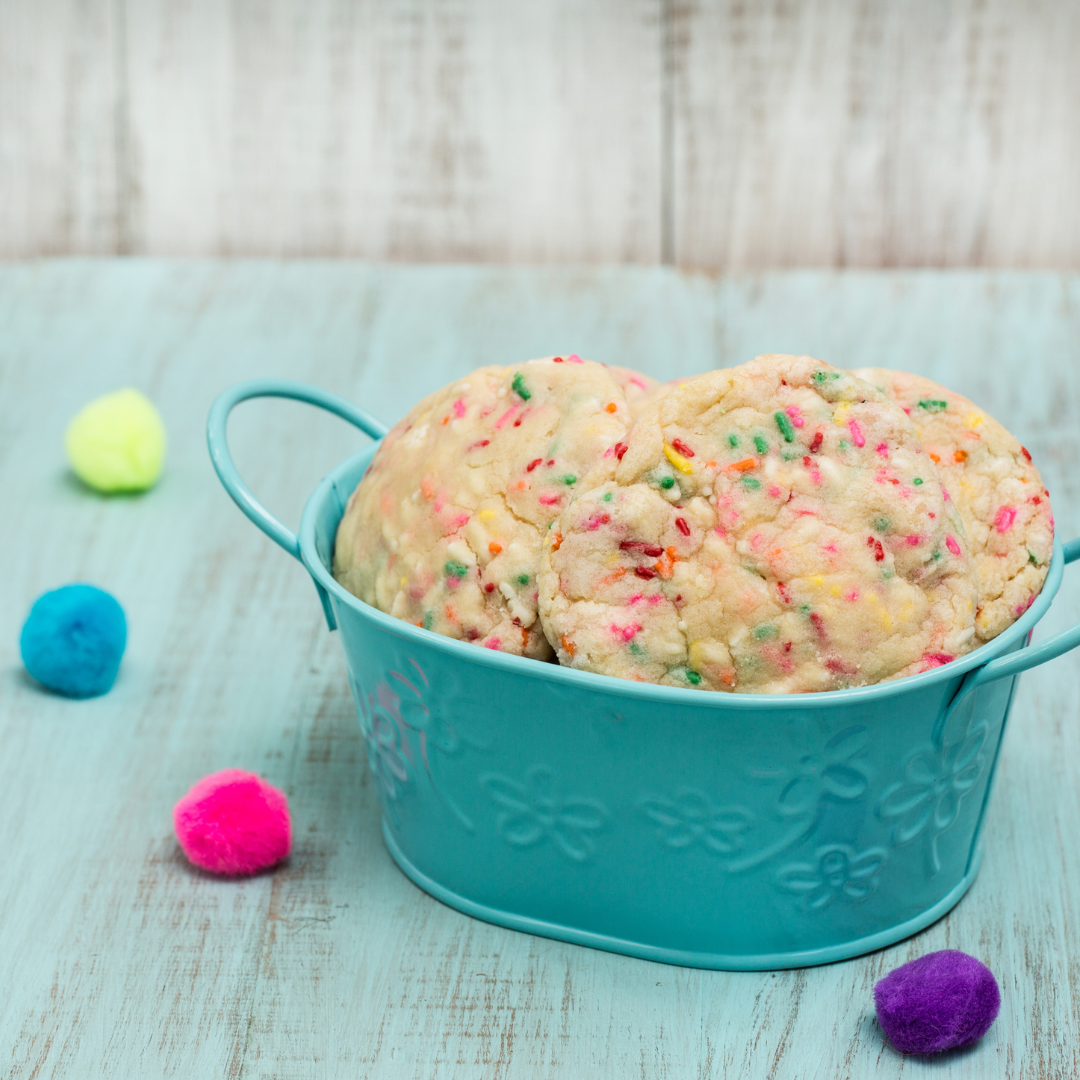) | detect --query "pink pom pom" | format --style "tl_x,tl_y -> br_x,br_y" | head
173,768 -> 291,875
